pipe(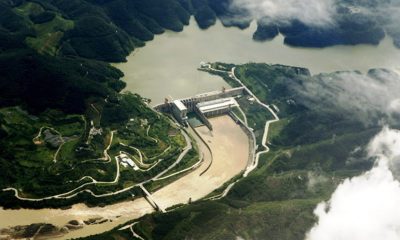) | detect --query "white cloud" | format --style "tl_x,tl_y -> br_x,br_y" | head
306,127 -> 400,240
293,70 -> 400,125
230,0 -> 338,27
388,99 -> 400,114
